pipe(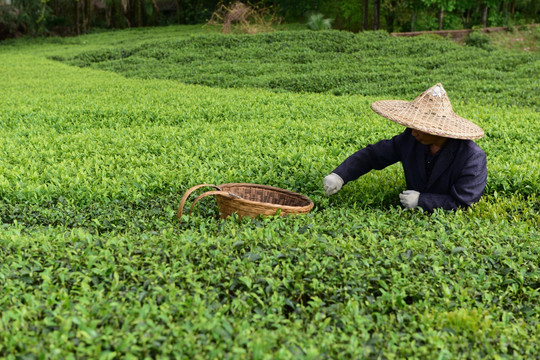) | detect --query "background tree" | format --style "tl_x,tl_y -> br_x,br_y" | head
363,0 -> 369,30
1,0 -> 539,38
421,0 -> 458,29
373,0 -> 380,29
406,0 -> 419,31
